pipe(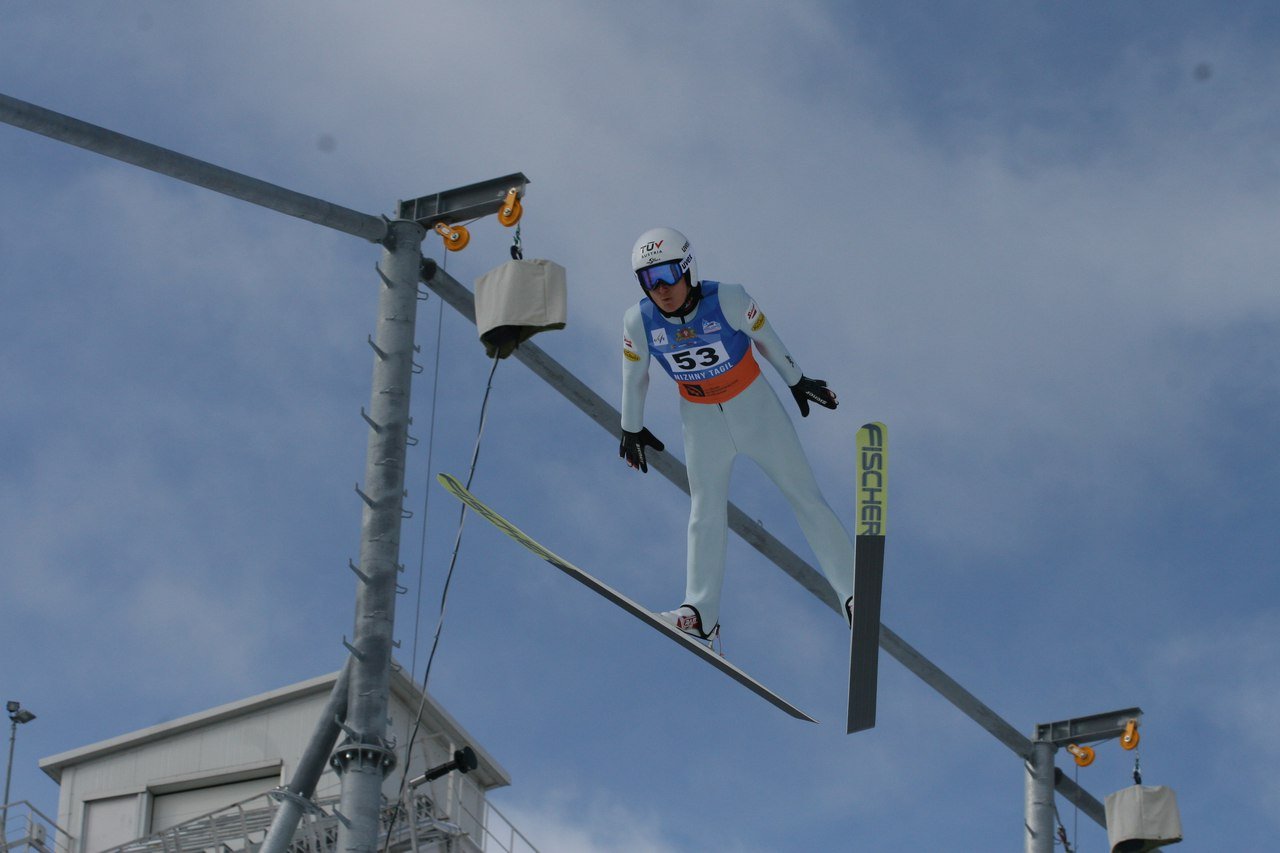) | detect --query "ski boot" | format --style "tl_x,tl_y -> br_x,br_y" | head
657,604 -> 719,645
